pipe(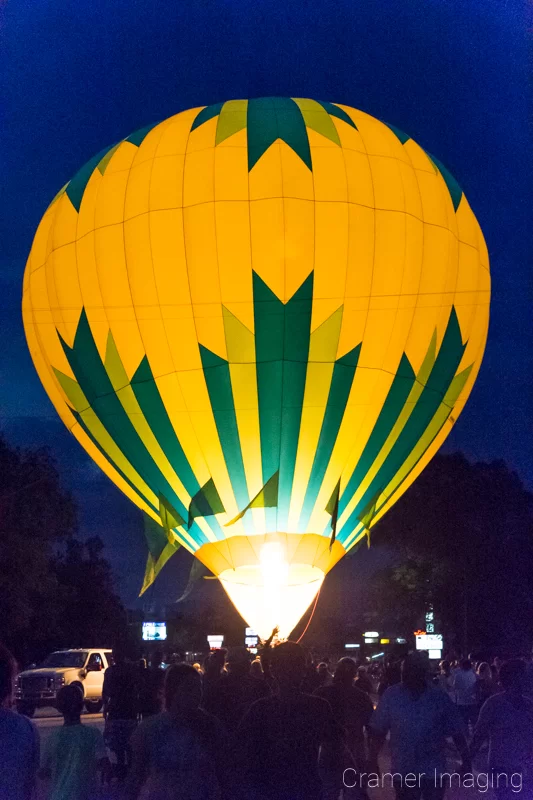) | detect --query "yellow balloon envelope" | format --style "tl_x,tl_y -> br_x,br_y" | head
23,98 -> 490,639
